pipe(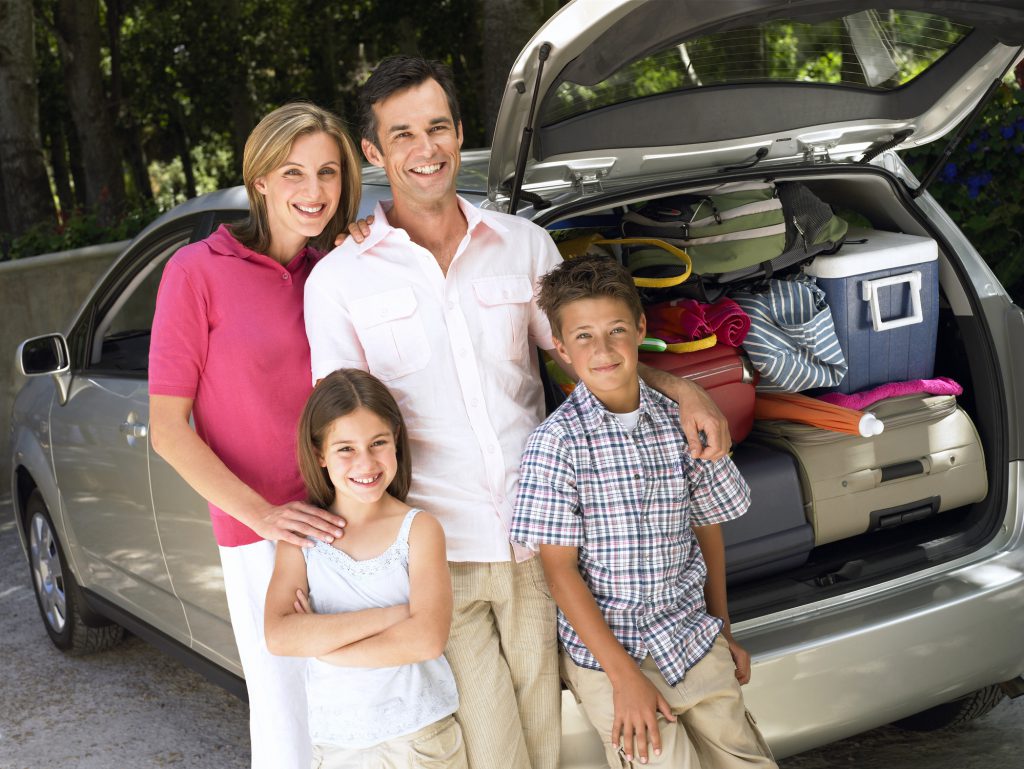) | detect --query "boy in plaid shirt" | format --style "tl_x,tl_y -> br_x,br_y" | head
511,255 -> 776,769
